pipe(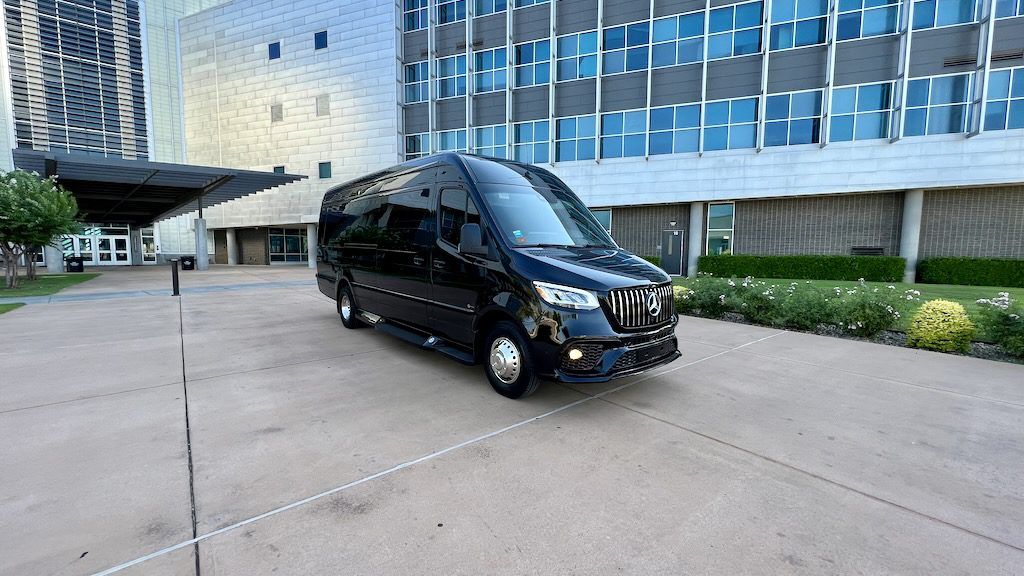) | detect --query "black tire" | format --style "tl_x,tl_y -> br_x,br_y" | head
483,320 -> 540,399
337,284 -> 366,329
